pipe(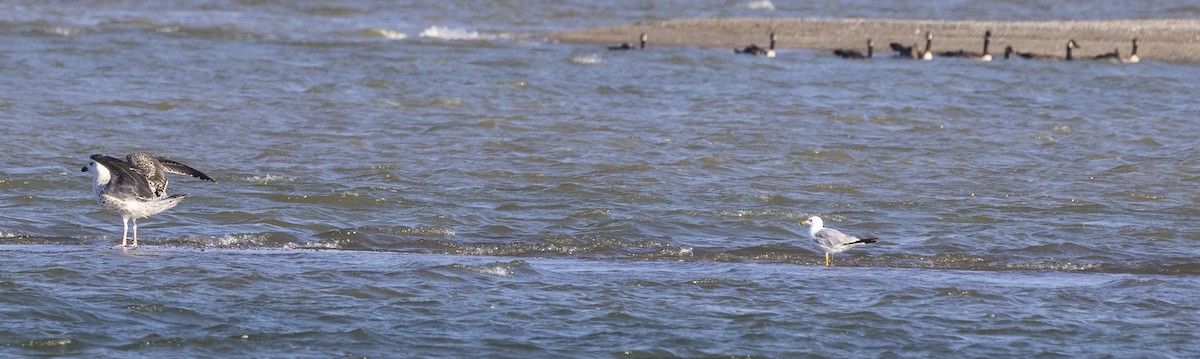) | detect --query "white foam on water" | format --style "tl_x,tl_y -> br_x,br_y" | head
475,263 -> 514,277
239,174 -> 293,184
742,0 -> 777,10
284,241 -> 343,250
180,233 -> 276,248
418,26 -> 508,41
571,54 -> 603,65
365,28 -> 408,40
41,27 -> 85,36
